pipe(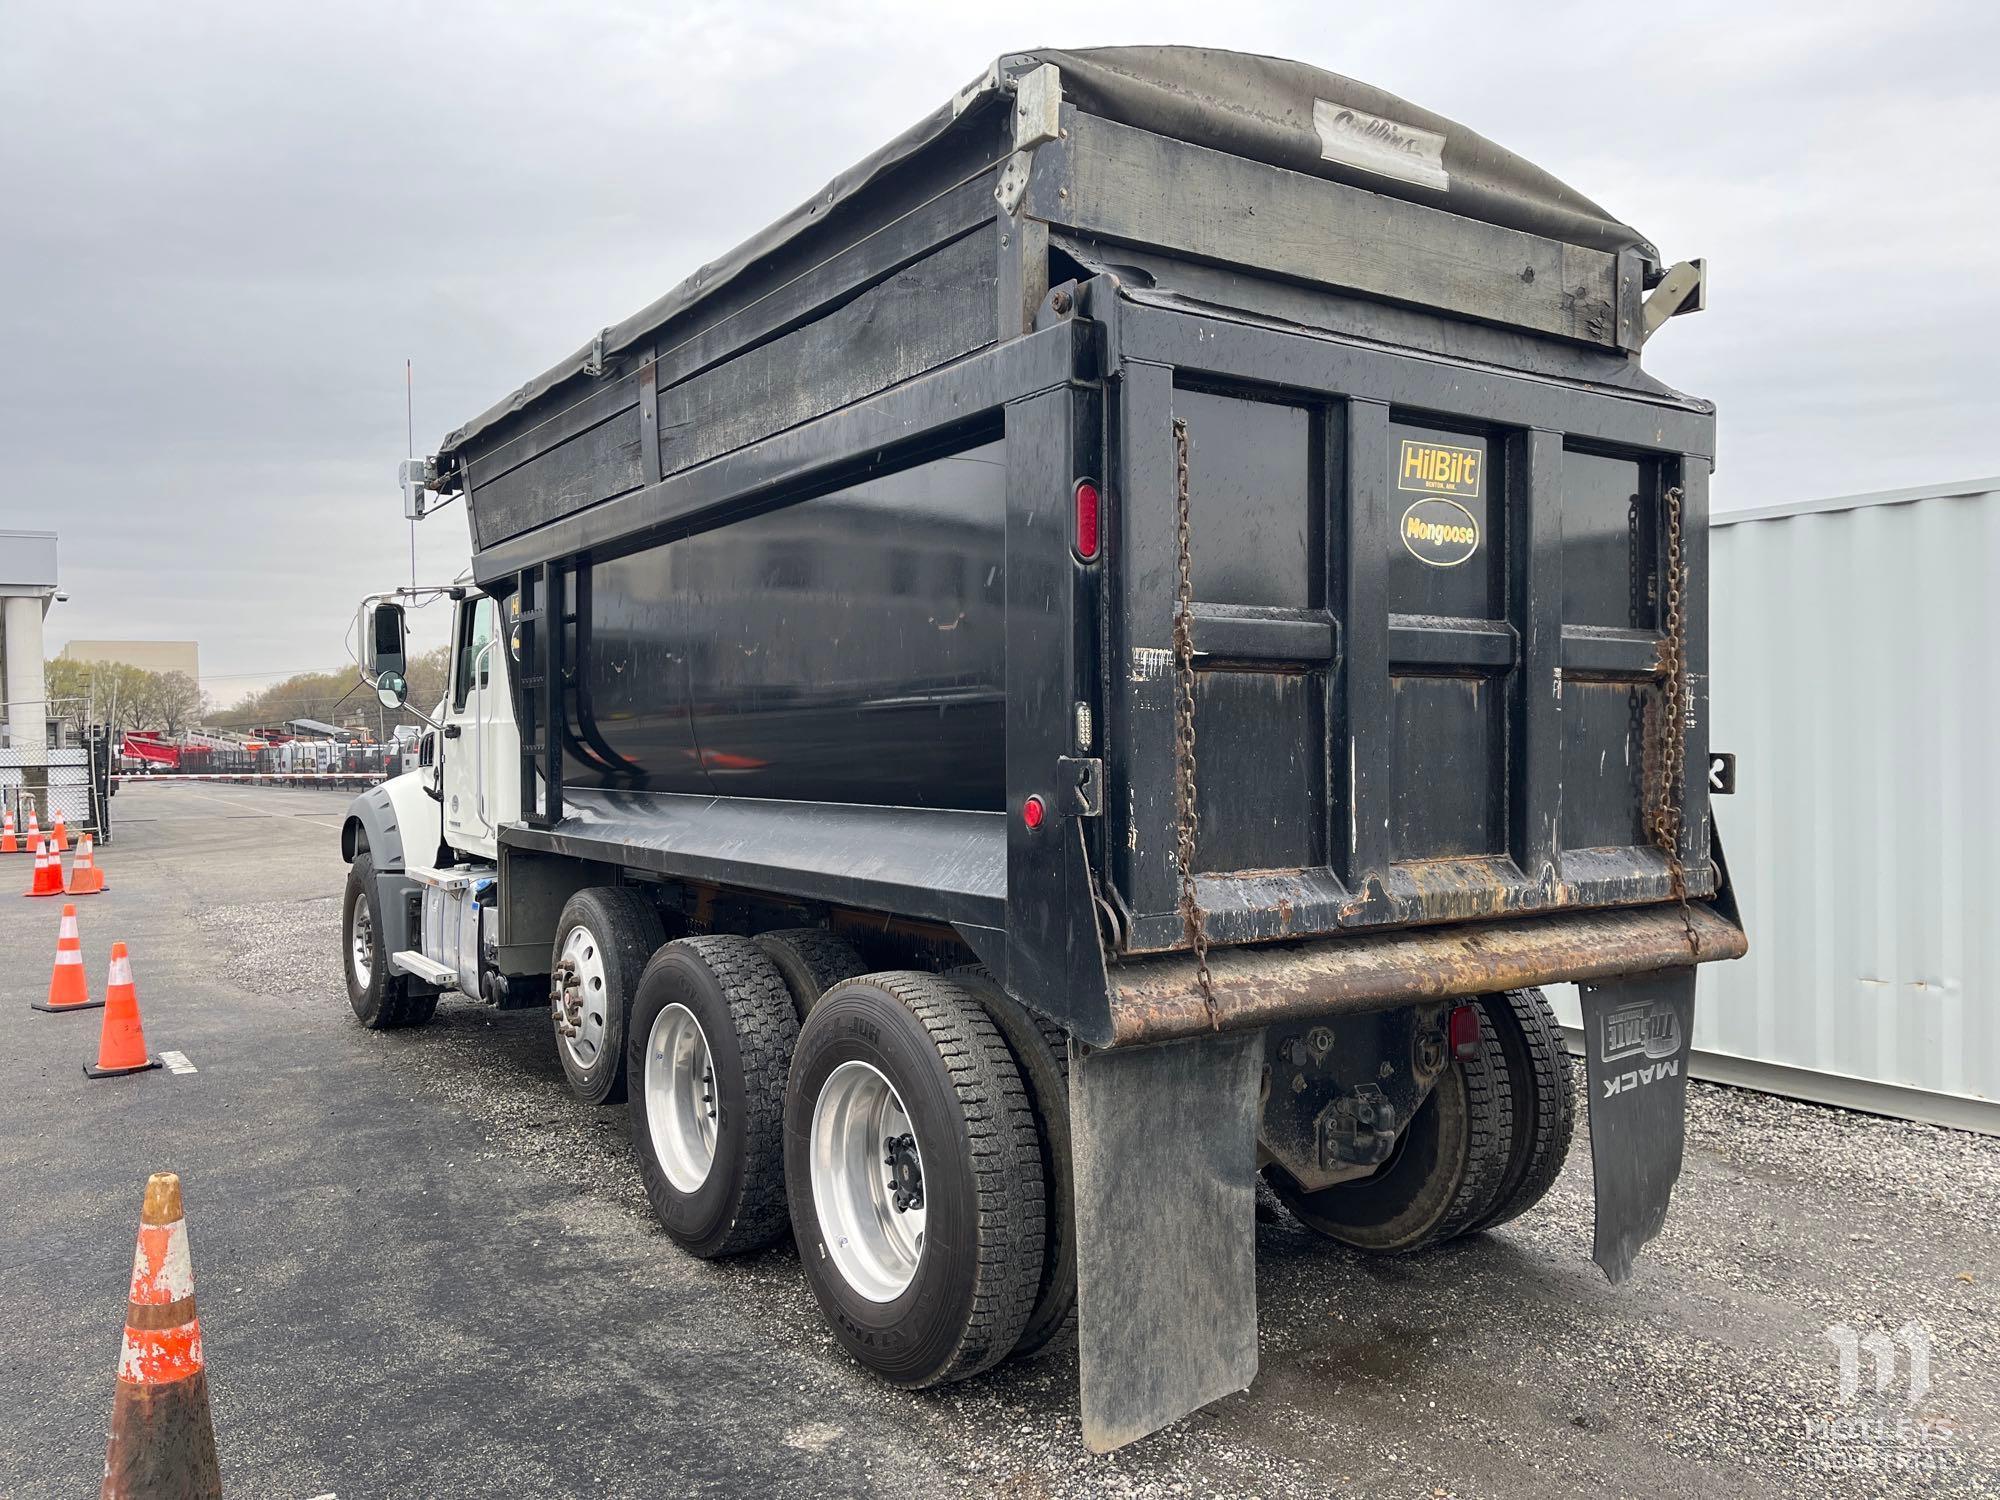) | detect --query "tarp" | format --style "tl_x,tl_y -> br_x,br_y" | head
439,46 -> 1653,467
